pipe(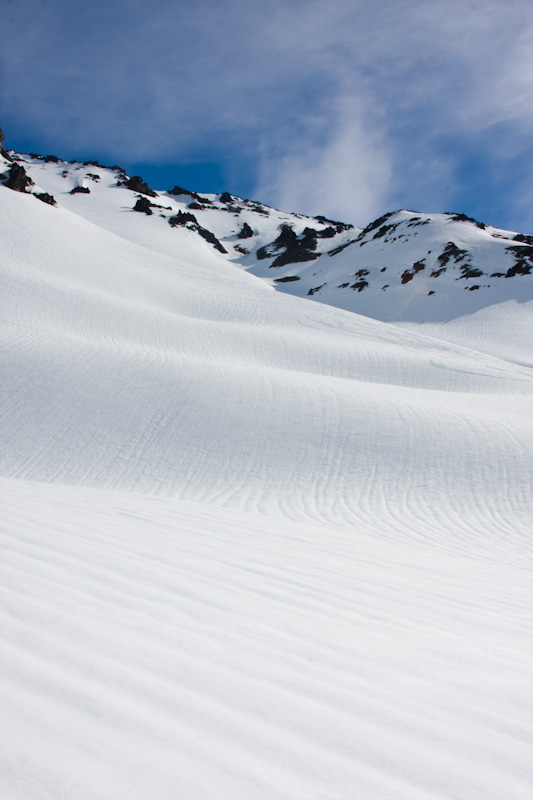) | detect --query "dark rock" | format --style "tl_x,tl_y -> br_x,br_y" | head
3,163 -> 34,192
275,276 -> 301,283
314,215 -> 353,232
328,239 -> 357,257
168,211 -> 227,253
446,212 -> 486,230
257,224 -> 320,268
373,222 -> 400,240
34,192 -> 56,206
219,192 -> 233,203
234,244 -> 249,254
237,222 -> 254,239
44,155 -> 60,163
401,270 -> 414,284
506,262 -> 532,277
301,228 -> 318,250
168,185 -> 210,203
133,196 -> 153,215
355,211 -> 398,242
168,210 -> 198,227
196,226 -> 227,253
437,242 -> 470,268
459,267 -> 483,279
505,244 -> 533,276
350,280 -> 368,292
69,186 -> 91,195
307,283 -> 325,295
316,226 -> 336,239
513,233 -> 533,245
123,175 -> 157,197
